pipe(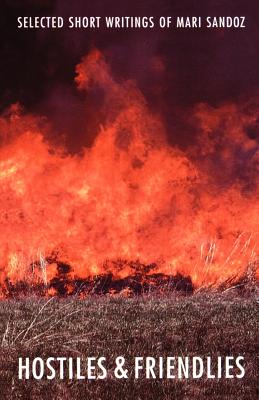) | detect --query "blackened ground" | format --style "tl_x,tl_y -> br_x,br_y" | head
3,259 -> 194,297
4,272 -> 193,297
